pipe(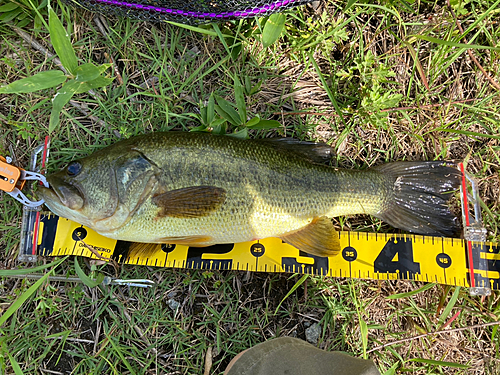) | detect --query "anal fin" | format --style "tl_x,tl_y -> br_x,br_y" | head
279,216 -> 340,257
